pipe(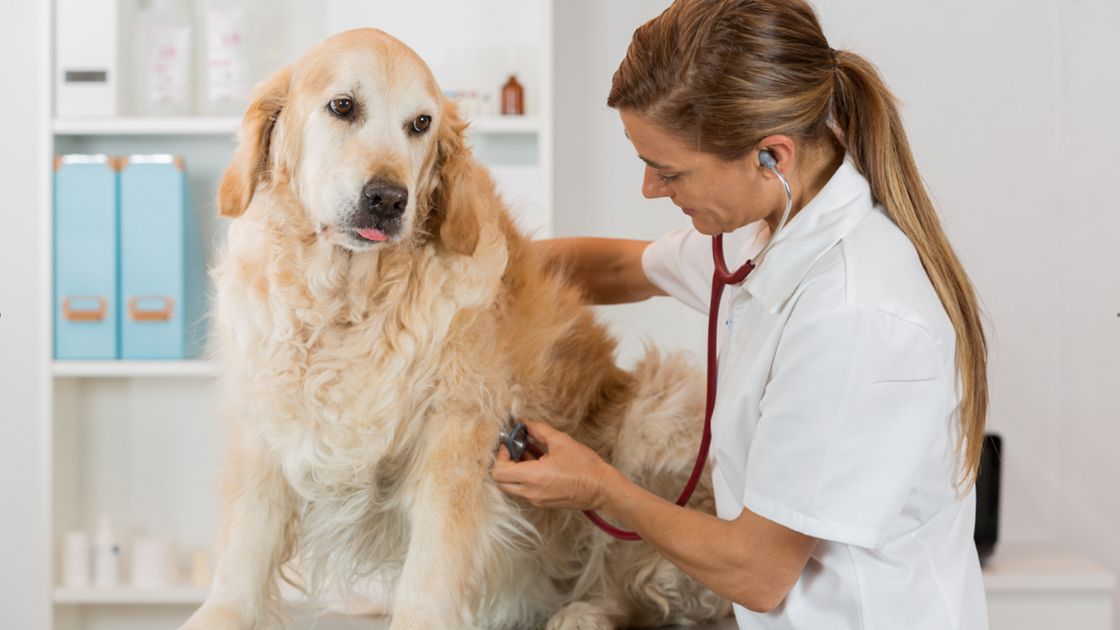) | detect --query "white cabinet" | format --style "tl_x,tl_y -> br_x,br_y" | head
42,1 -> 553,629
984,546 -> 1115,630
